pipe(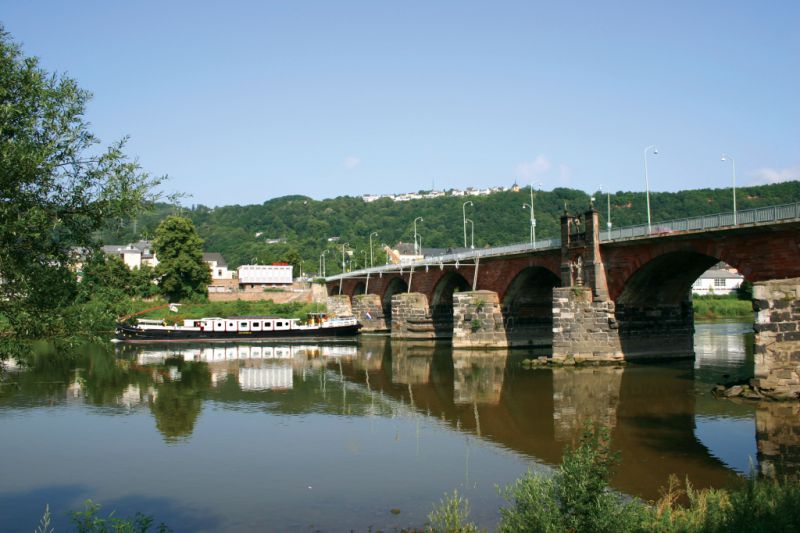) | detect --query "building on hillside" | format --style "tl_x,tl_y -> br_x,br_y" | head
237,264 -> 293,290
692,262 -> 745,296
101,240 -> 158,269
203,252 -> 233,280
